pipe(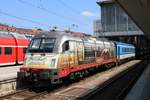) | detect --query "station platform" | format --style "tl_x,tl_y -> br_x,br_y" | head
0,65 -> 21,81
125,62 -> 150,100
